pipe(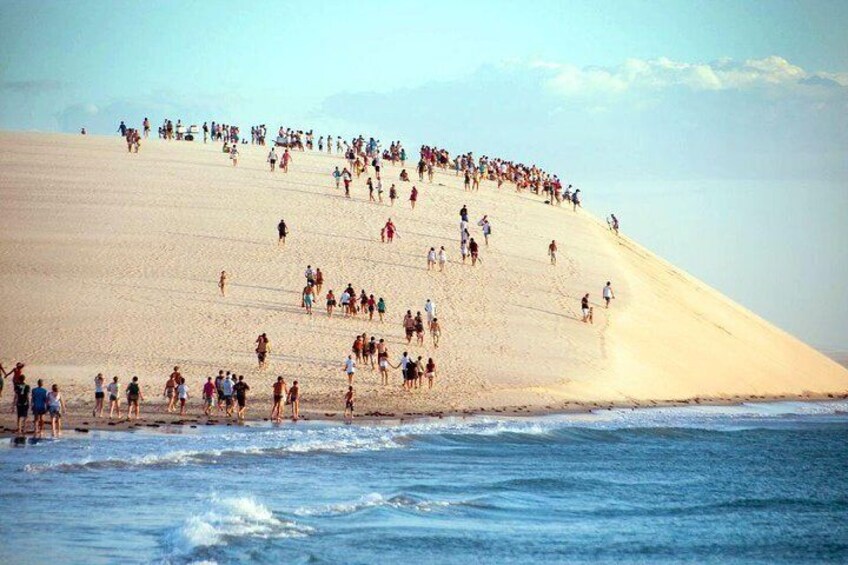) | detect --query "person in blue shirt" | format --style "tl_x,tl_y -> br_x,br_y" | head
31,379 -> 48,436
